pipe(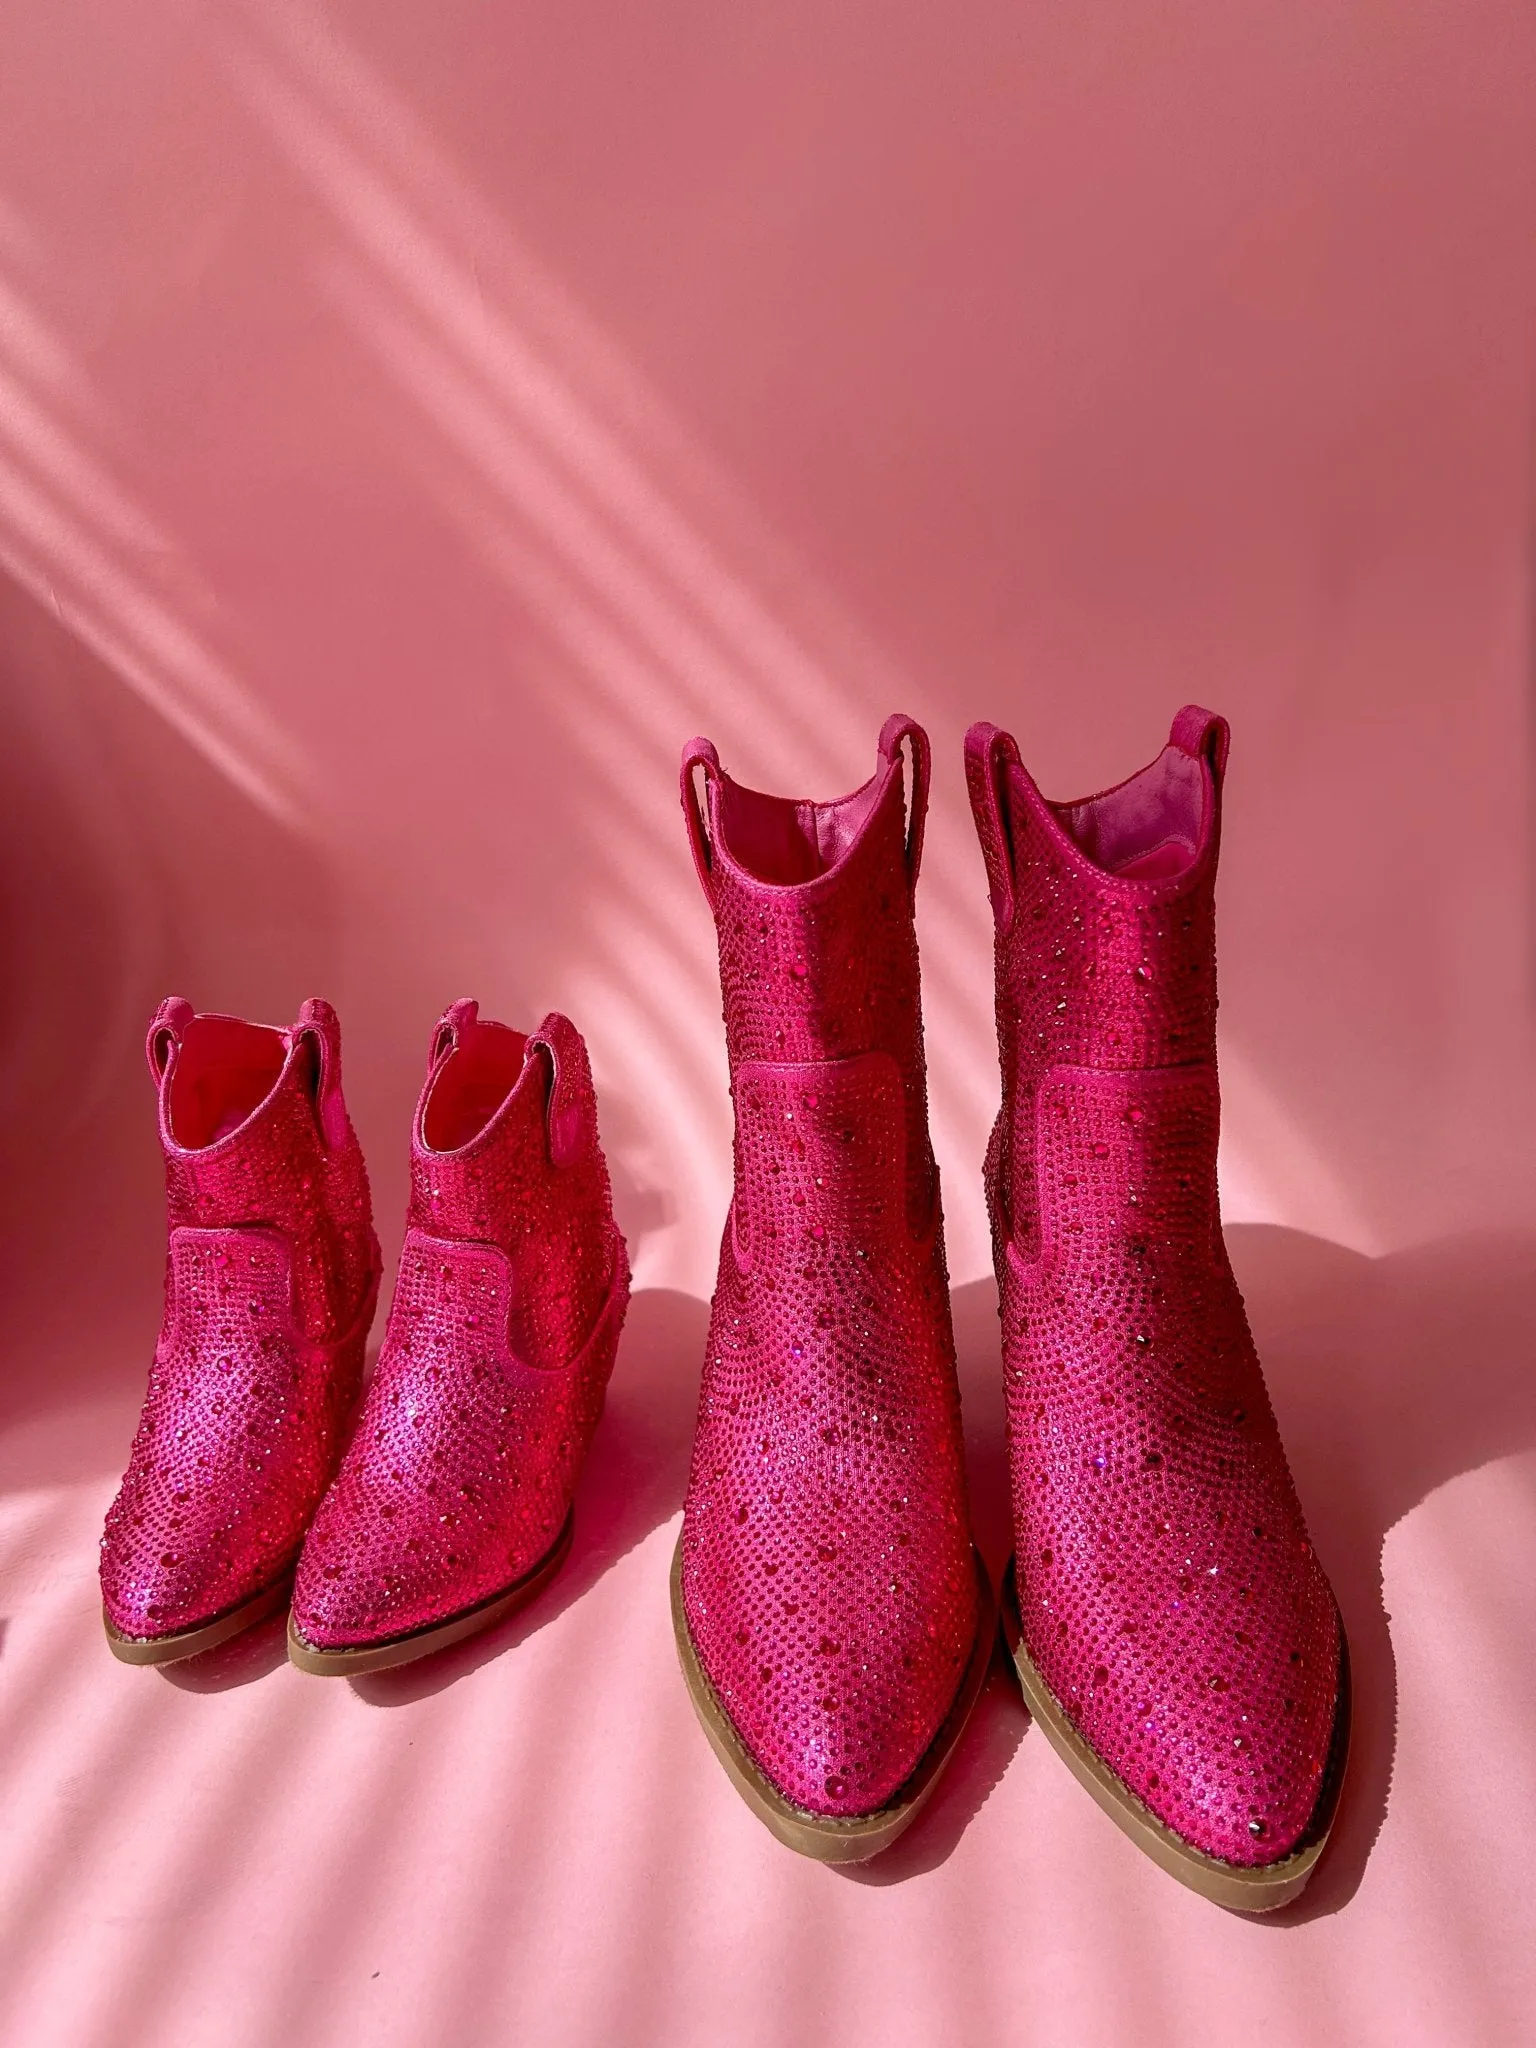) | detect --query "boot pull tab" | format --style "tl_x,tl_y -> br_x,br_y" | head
145,996 -> 195,1085
963,722 -> 1023,937
680,737 -> 722,900
877,713 -> 930,890
1169,705 -> 1231,788
528,1013 -> 596,1168
293,997 -> 350,1149
429,997 -> 480,1074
